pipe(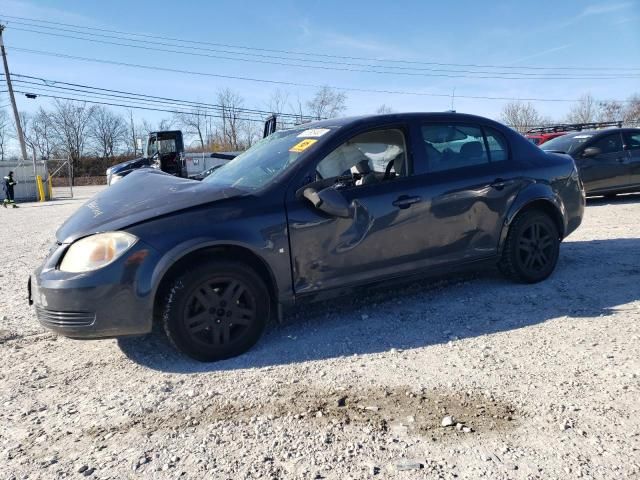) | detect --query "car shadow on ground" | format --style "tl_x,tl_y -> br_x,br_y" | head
117,238 -> 640,373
